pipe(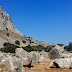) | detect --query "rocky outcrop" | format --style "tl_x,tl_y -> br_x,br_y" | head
0,5 -> 22,36
0,37 -> 7,47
